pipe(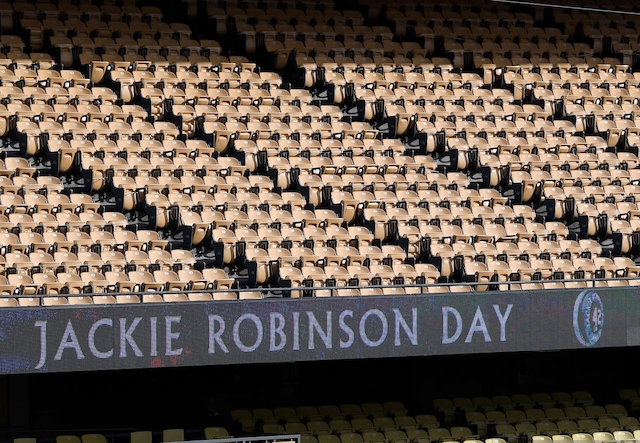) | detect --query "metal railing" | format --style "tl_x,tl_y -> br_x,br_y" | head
1,275 -> 637,304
